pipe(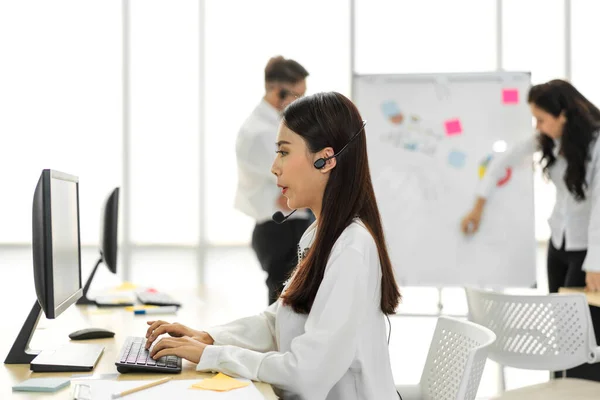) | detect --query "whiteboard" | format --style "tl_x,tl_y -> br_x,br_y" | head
354,72 -> 535,287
